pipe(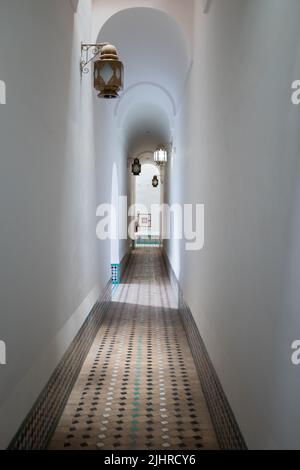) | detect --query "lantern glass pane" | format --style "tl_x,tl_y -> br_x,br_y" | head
154,148 -> 167,163
101,63 -> 114,84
